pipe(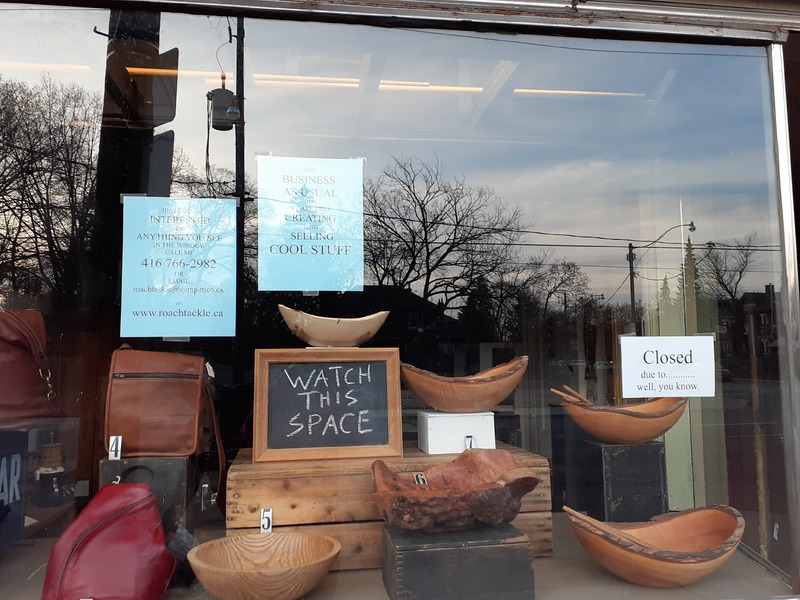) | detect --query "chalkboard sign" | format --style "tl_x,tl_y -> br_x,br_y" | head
253,348 -> 402,462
